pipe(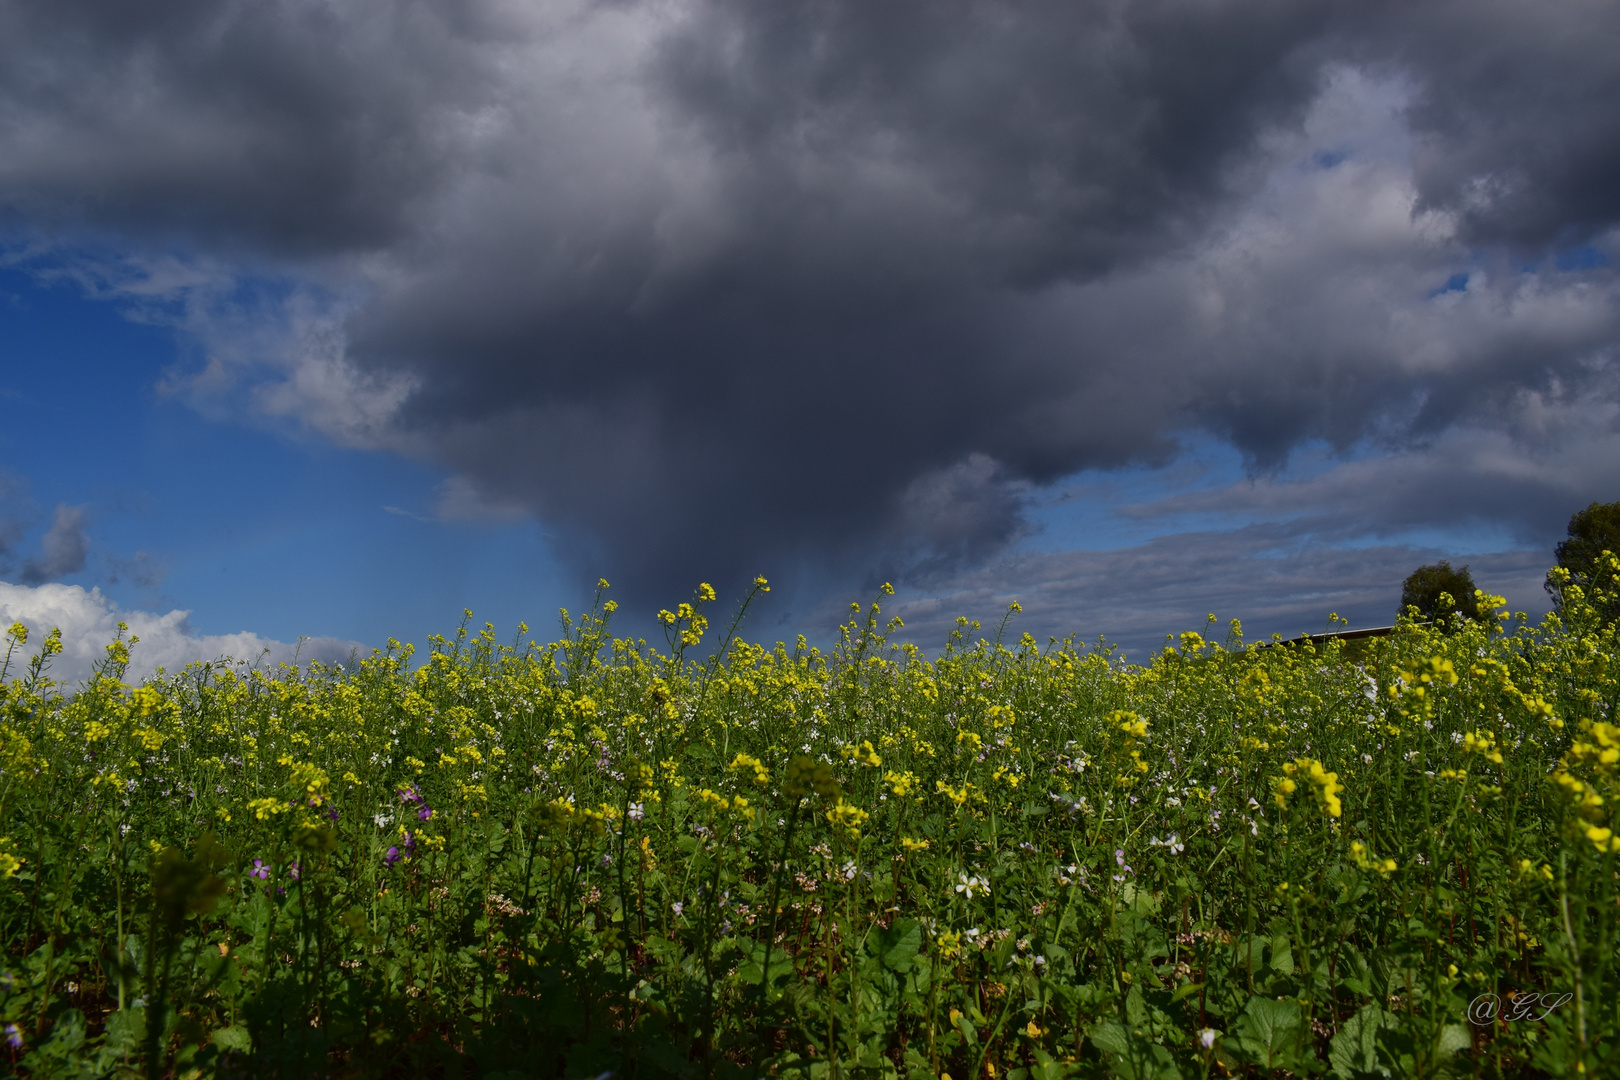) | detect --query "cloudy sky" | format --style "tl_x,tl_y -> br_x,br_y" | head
2,0 -> 1617,678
